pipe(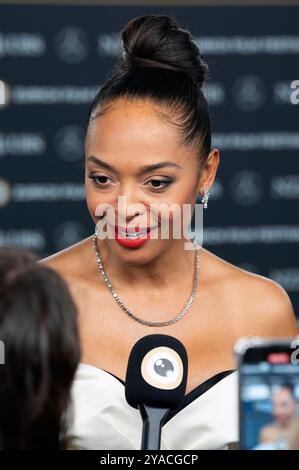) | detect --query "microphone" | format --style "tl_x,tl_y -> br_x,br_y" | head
125,334 -> 188,450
